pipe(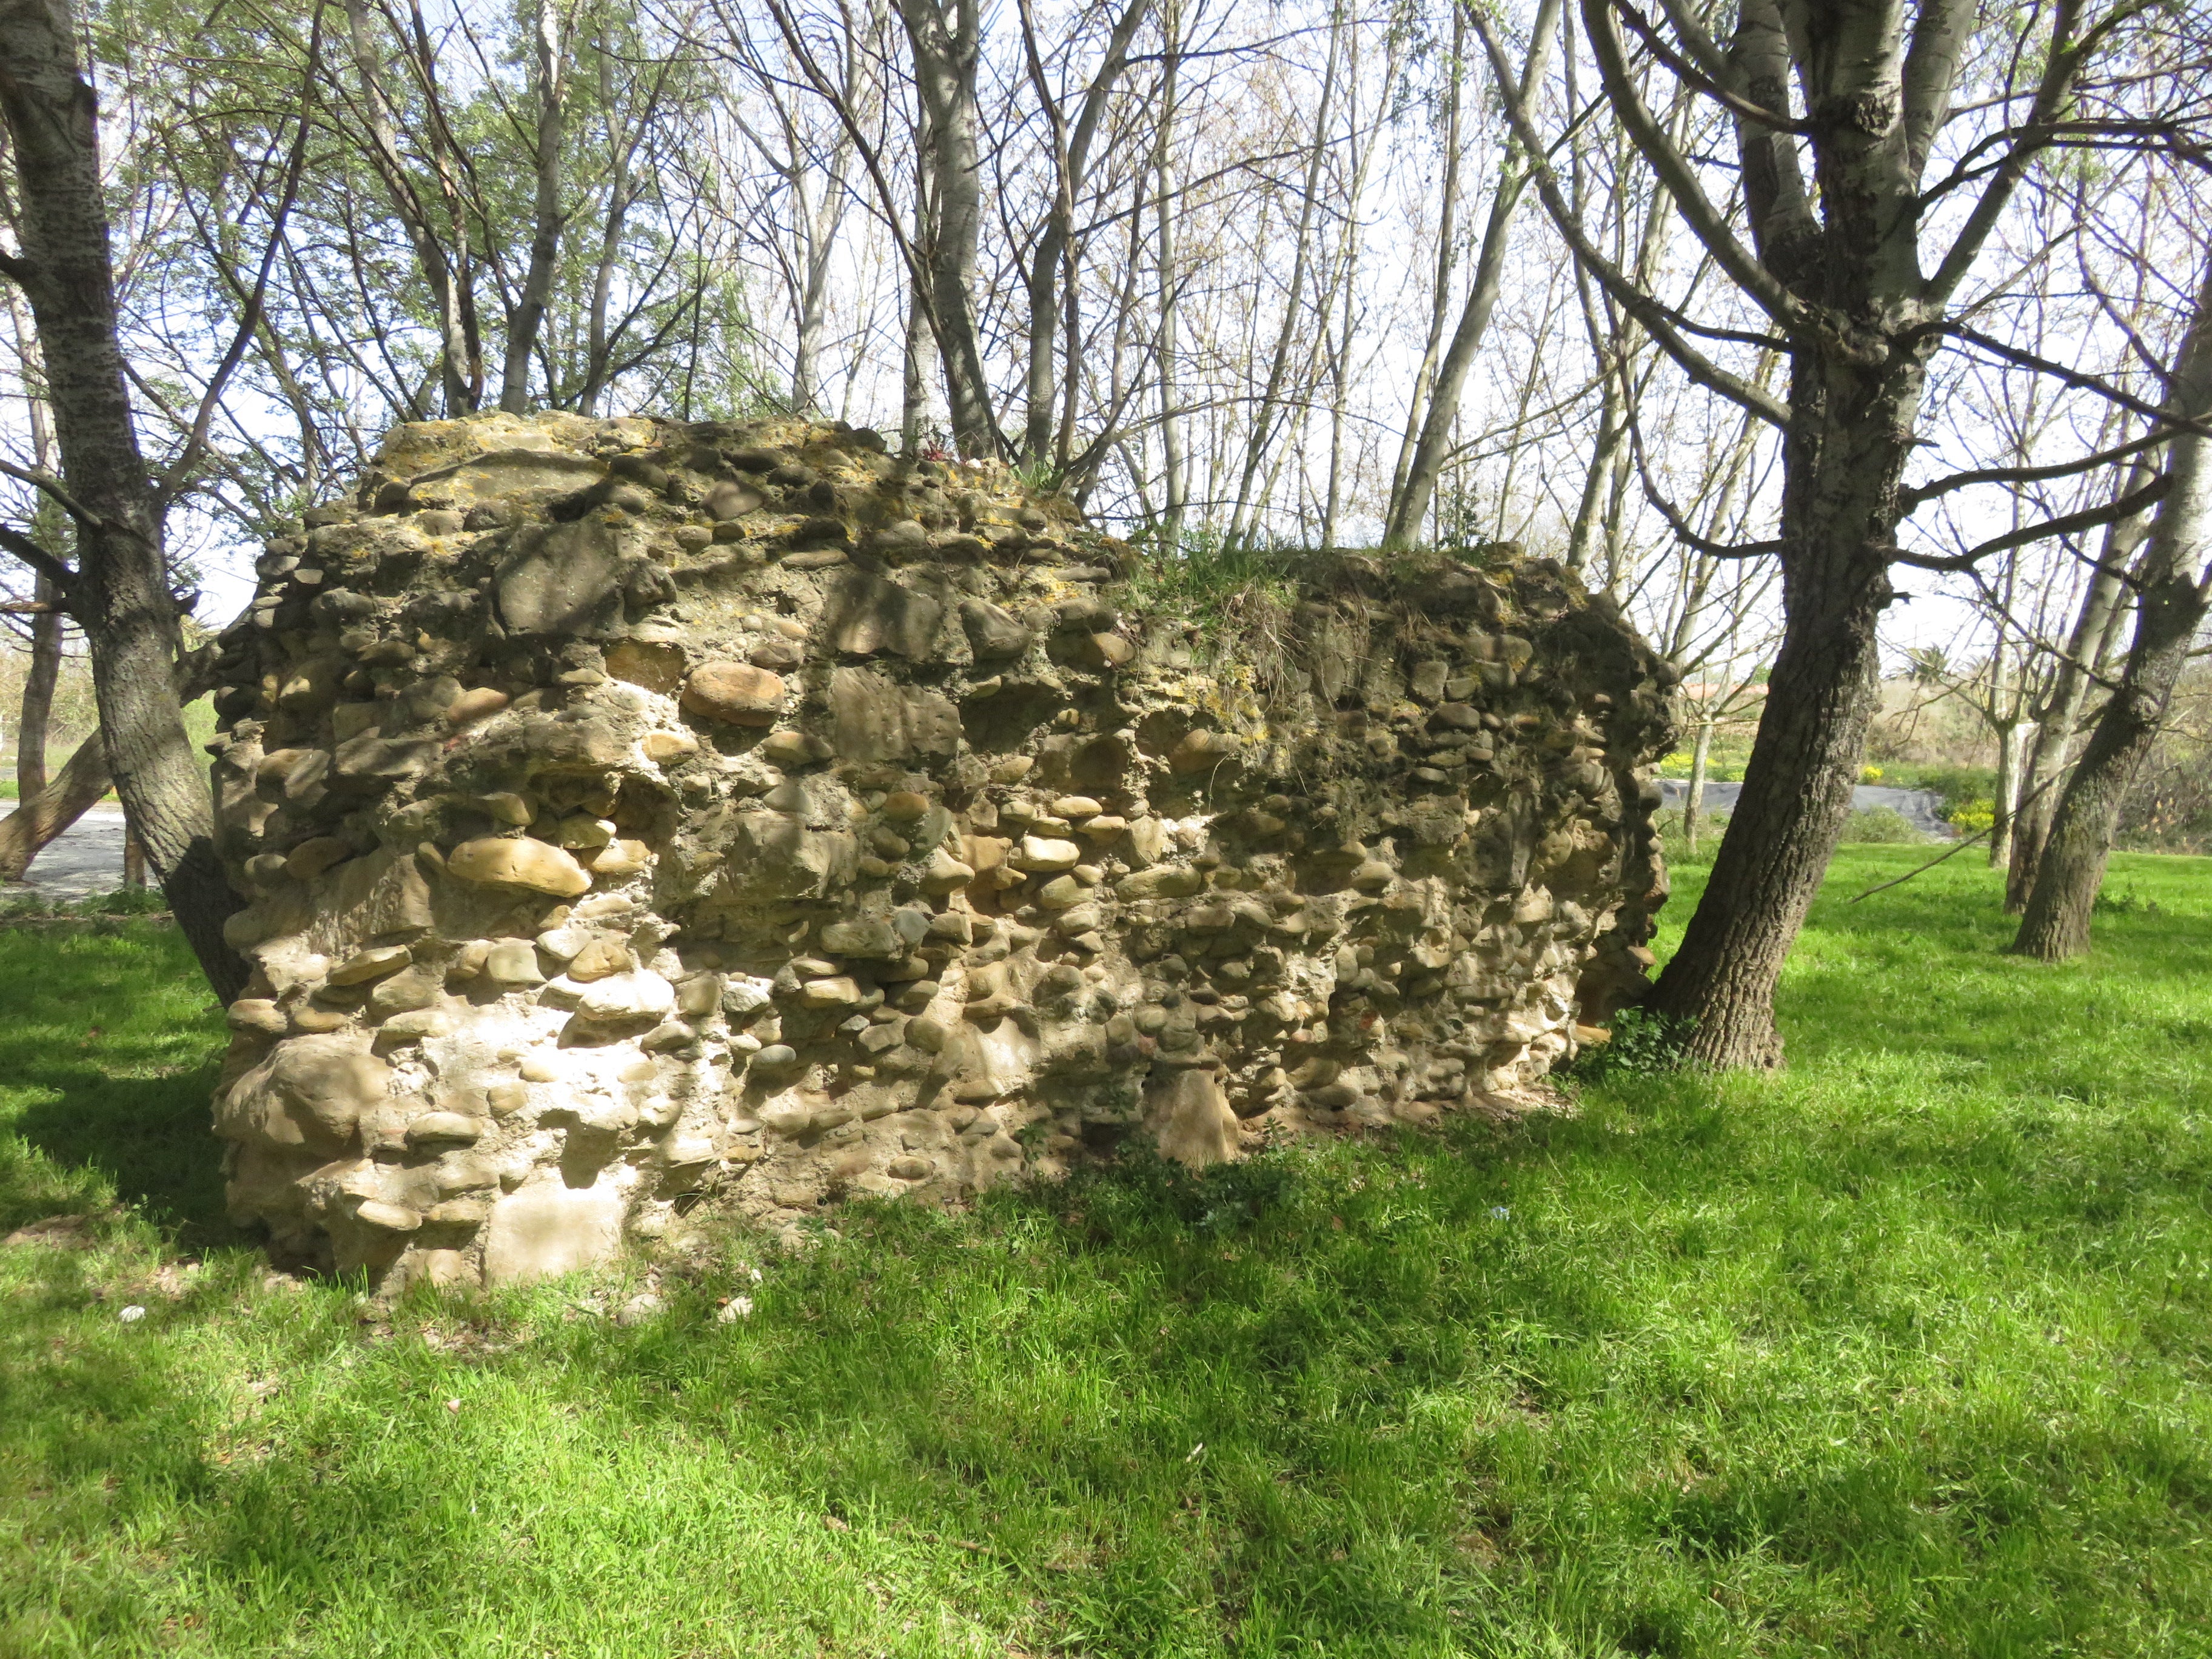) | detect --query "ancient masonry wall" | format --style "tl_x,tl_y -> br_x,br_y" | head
205,414 -> 1675,1289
